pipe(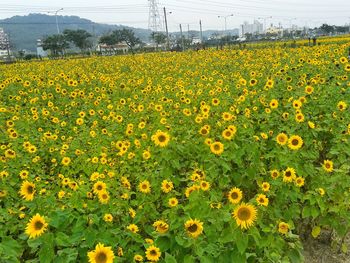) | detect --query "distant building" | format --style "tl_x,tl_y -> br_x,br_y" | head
0,28 -> 11,58
37,39 -> 48,57
240,20 -> 263,36
97,41 -> 129,55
